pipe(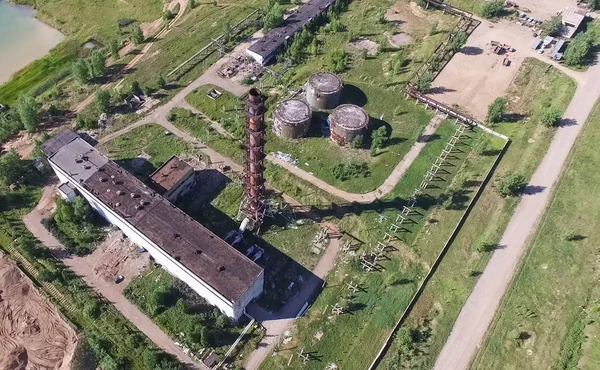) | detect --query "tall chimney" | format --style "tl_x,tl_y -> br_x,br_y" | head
242,88 -> 267,230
